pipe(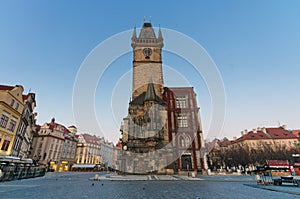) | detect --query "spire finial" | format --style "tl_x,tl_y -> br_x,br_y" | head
150,16 -> 152,22
144,16 -> 146,22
